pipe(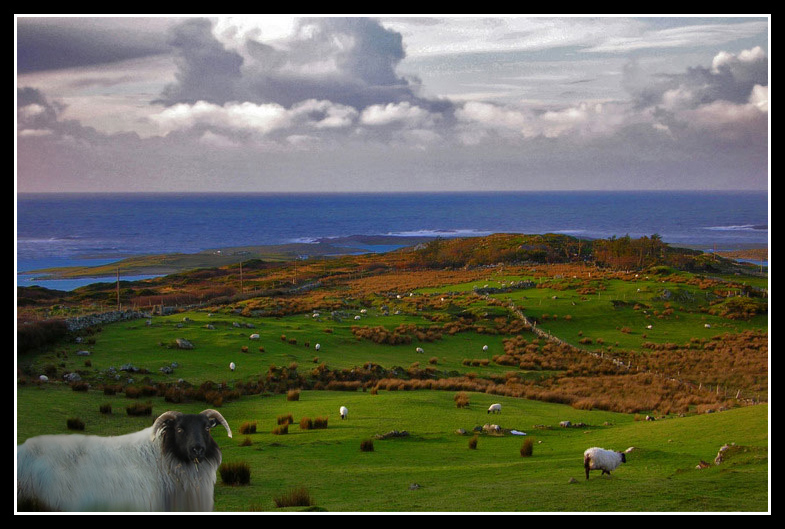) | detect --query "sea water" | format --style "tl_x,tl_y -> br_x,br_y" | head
16,191 -> 768,291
